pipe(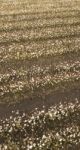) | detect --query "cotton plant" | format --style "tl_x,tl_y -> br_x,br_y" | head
0,100 -> 80,150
